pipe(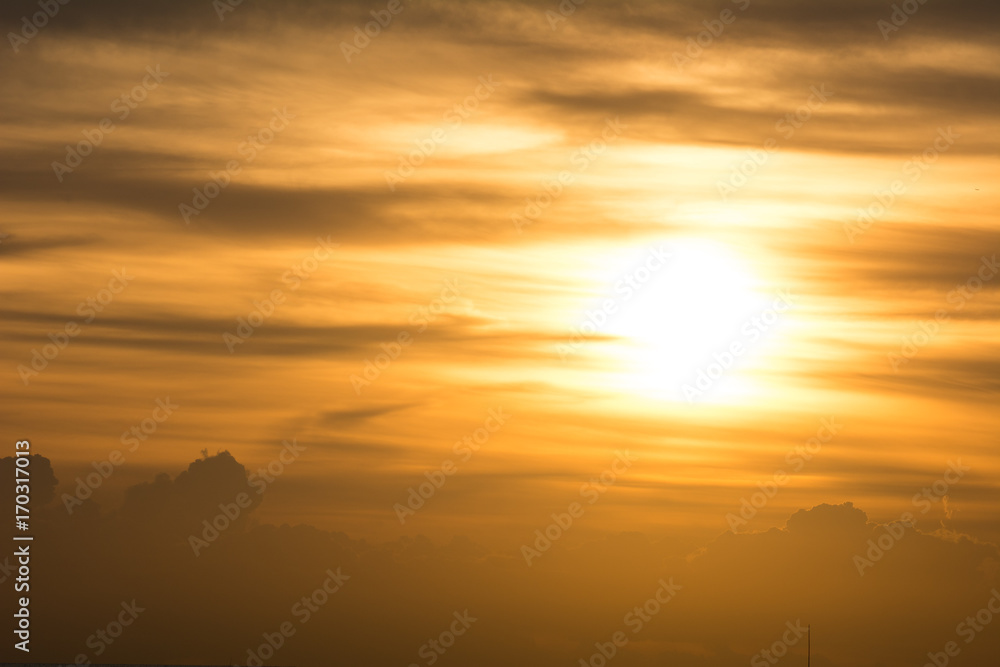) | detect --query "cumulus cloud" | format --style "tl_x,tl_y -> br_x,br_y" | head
4,455 -> 997,667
